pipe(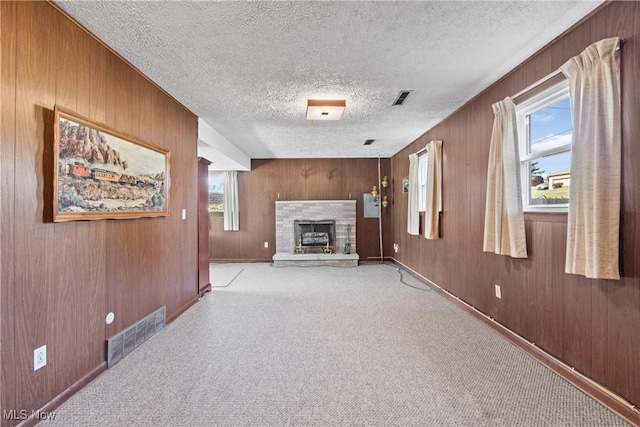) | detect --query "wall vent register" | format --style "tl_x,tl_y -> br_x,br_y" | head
106,305 -> 165,368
